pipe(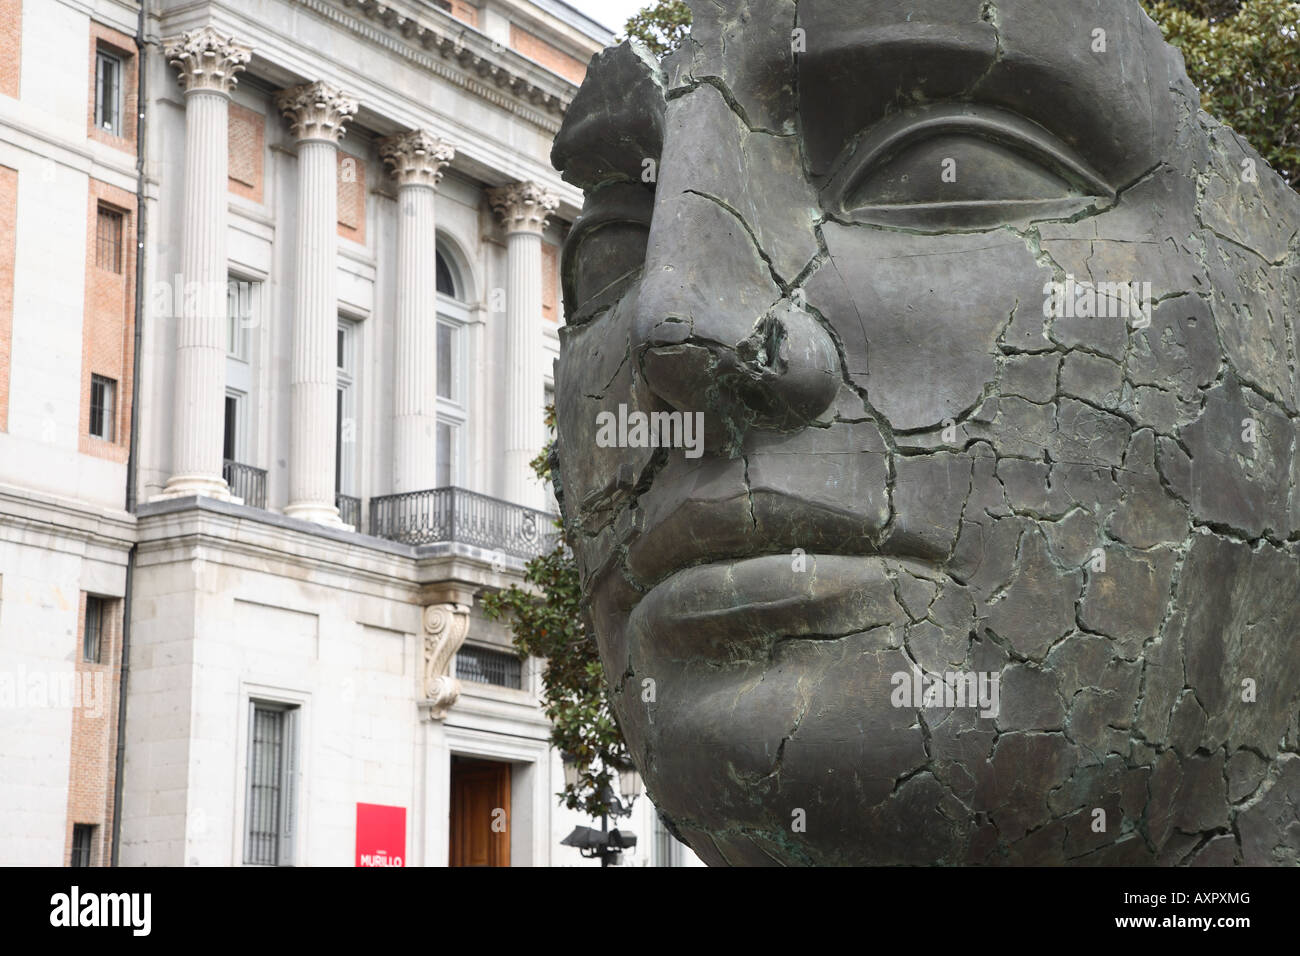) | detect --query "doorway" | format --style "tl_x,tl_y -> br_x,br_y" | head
449,756 -> 511,867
